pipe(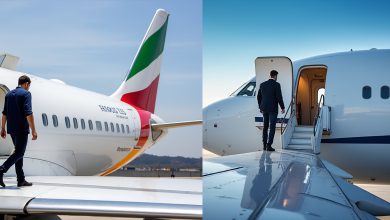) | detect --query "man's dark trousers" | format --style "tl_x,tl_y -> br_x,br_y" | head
0,134 -> 27,182
262,112 -> 278,146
